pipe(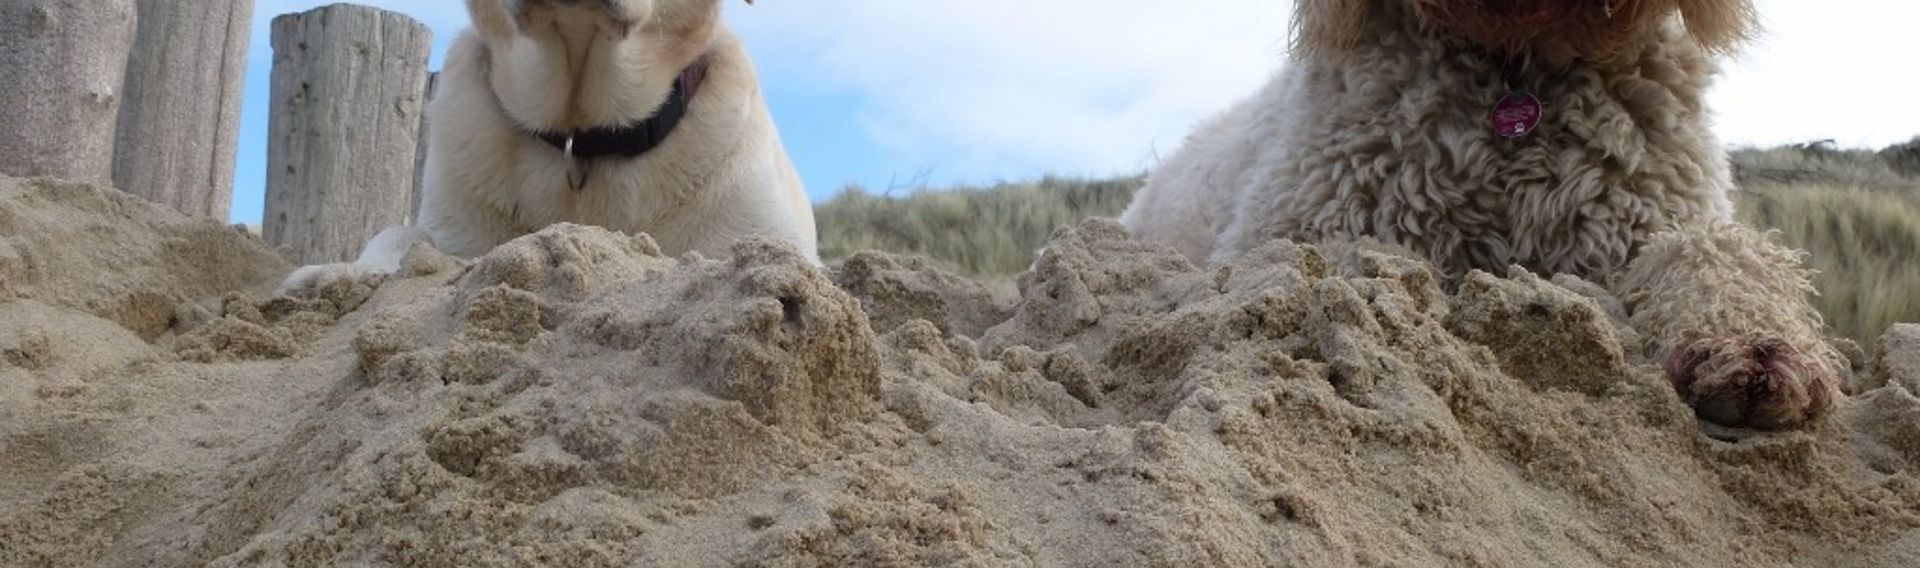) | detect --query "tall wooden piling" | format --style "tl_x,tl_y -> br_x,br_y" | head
410,71 -> 438,225
111,0 -> 255,220
264,4 -> 431,264
0,0 -> 138,184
